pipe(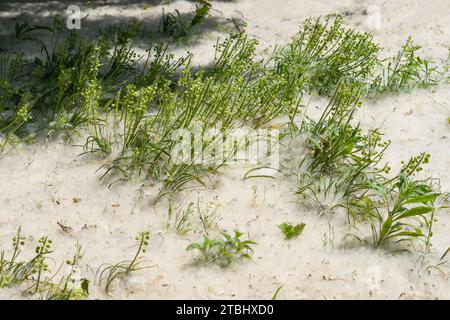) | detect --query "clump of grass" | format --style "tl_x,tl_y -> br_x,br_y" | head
278,223 -> 306,240
186,230 -> 256,267
158,2 -> 211,40
294,83 -> 391,213
275,16 -> 381,96
370,37 -> 439,96
97,231 -> 151,293
298,83 -> 365,174
82,31 -> 295,199
289,81 -> 445,253
166,201 -> 218,235
1,16 -> 186,149
159,9 -> 188,38
191,2 -> 211,27
274,16 -> 439,98
167,202 -> 194,235
197,202 -> 219,234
